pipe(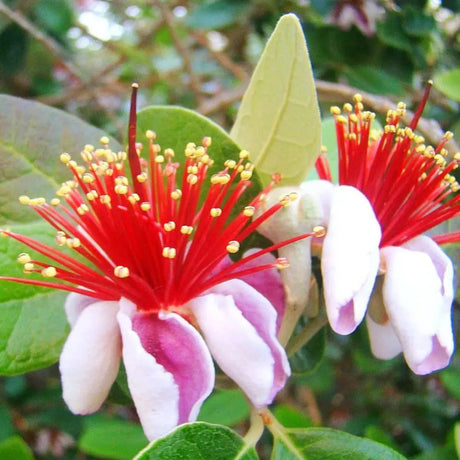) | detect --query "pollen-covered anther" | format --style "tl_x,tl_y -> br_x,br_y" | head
17,253 -> 31,264
343,103 -> 353,113
240,170 -> 252,180
155,155 -> 165,164
336,115 -> 348,124
210,208 -> 222,217
243,206 -> 255,217
100,194 -> 111,205
66,238 -> 81,248
185,143 -> 197,158
224,159 -> 236,169
100,136 -> 110,145
164,148 -> 174,158
187,174 -> 198,185
279,194 -> 292,207
226,240 -> 240,254
239,150 -> 250,160
18,195 -> 30,205
171,189 -> 182,200
384,125 -> 396,134
29,197 -> 46,206
137,172 -> 147,183
211,174 -> 230,185
275,258 -> 290,270
114,184 -> 128,195
349,114 -> 358,123
86,190 -> 98,201
180,225 -> 193,235
114,266 -> 130,278
330,106 -> 341,115
23,262 -> 34,273
187,165 -> 198,174
164,221 -> 176,232
128,194 -> 140,205
289,192 -> 299,201
55,231 -> 66,246
162,247 -> 176,259
146,130 -> 156,140
42,266 -> 57,278
60,153 -> 71,164
202,136 -> 212,147
313,225 -> 326,238
77,204 -> 89,215
118,151 -> 127,161
140,202 -> 151,211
